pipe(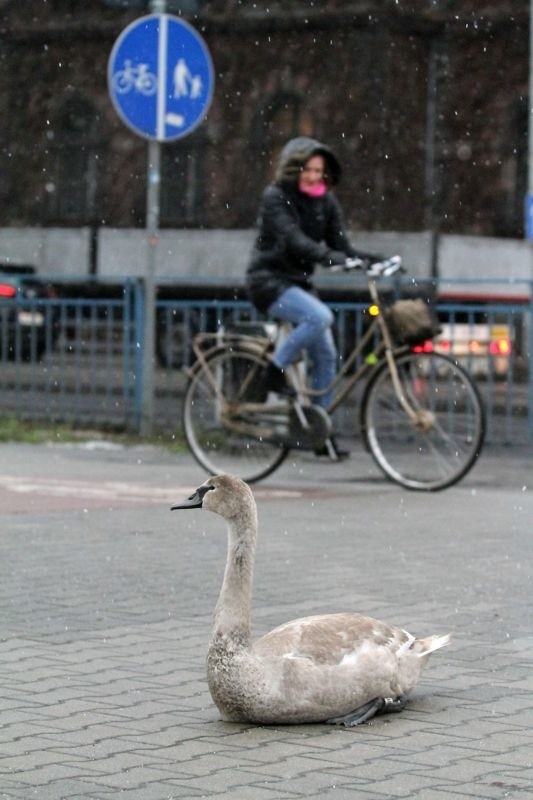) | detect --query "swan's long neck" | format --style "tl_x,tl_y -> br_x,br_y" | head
211,511 -> 257,650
